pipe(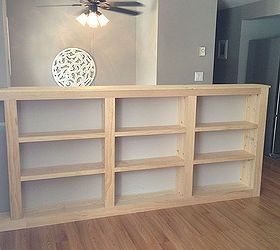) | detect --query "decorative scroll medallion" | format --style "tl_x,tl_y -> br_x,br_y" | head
52,48 -> 96,87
